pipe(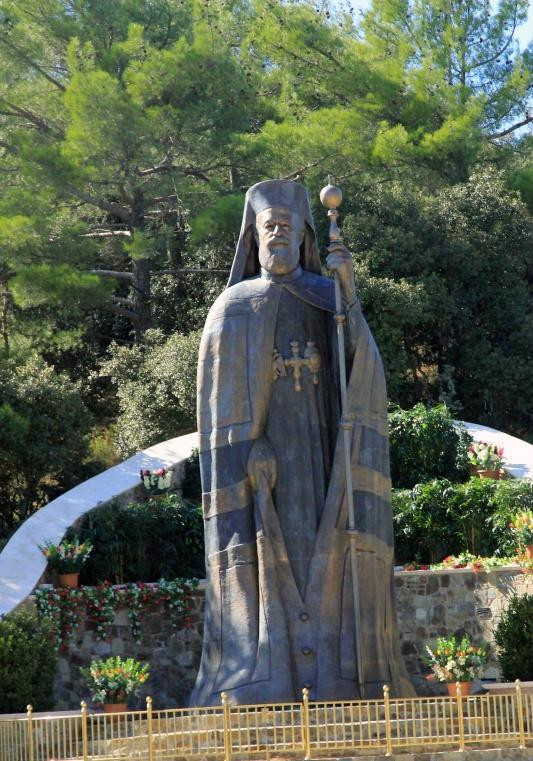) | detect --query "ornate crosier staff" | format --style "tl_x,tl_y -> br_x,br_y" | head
320,181 -> 365,698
